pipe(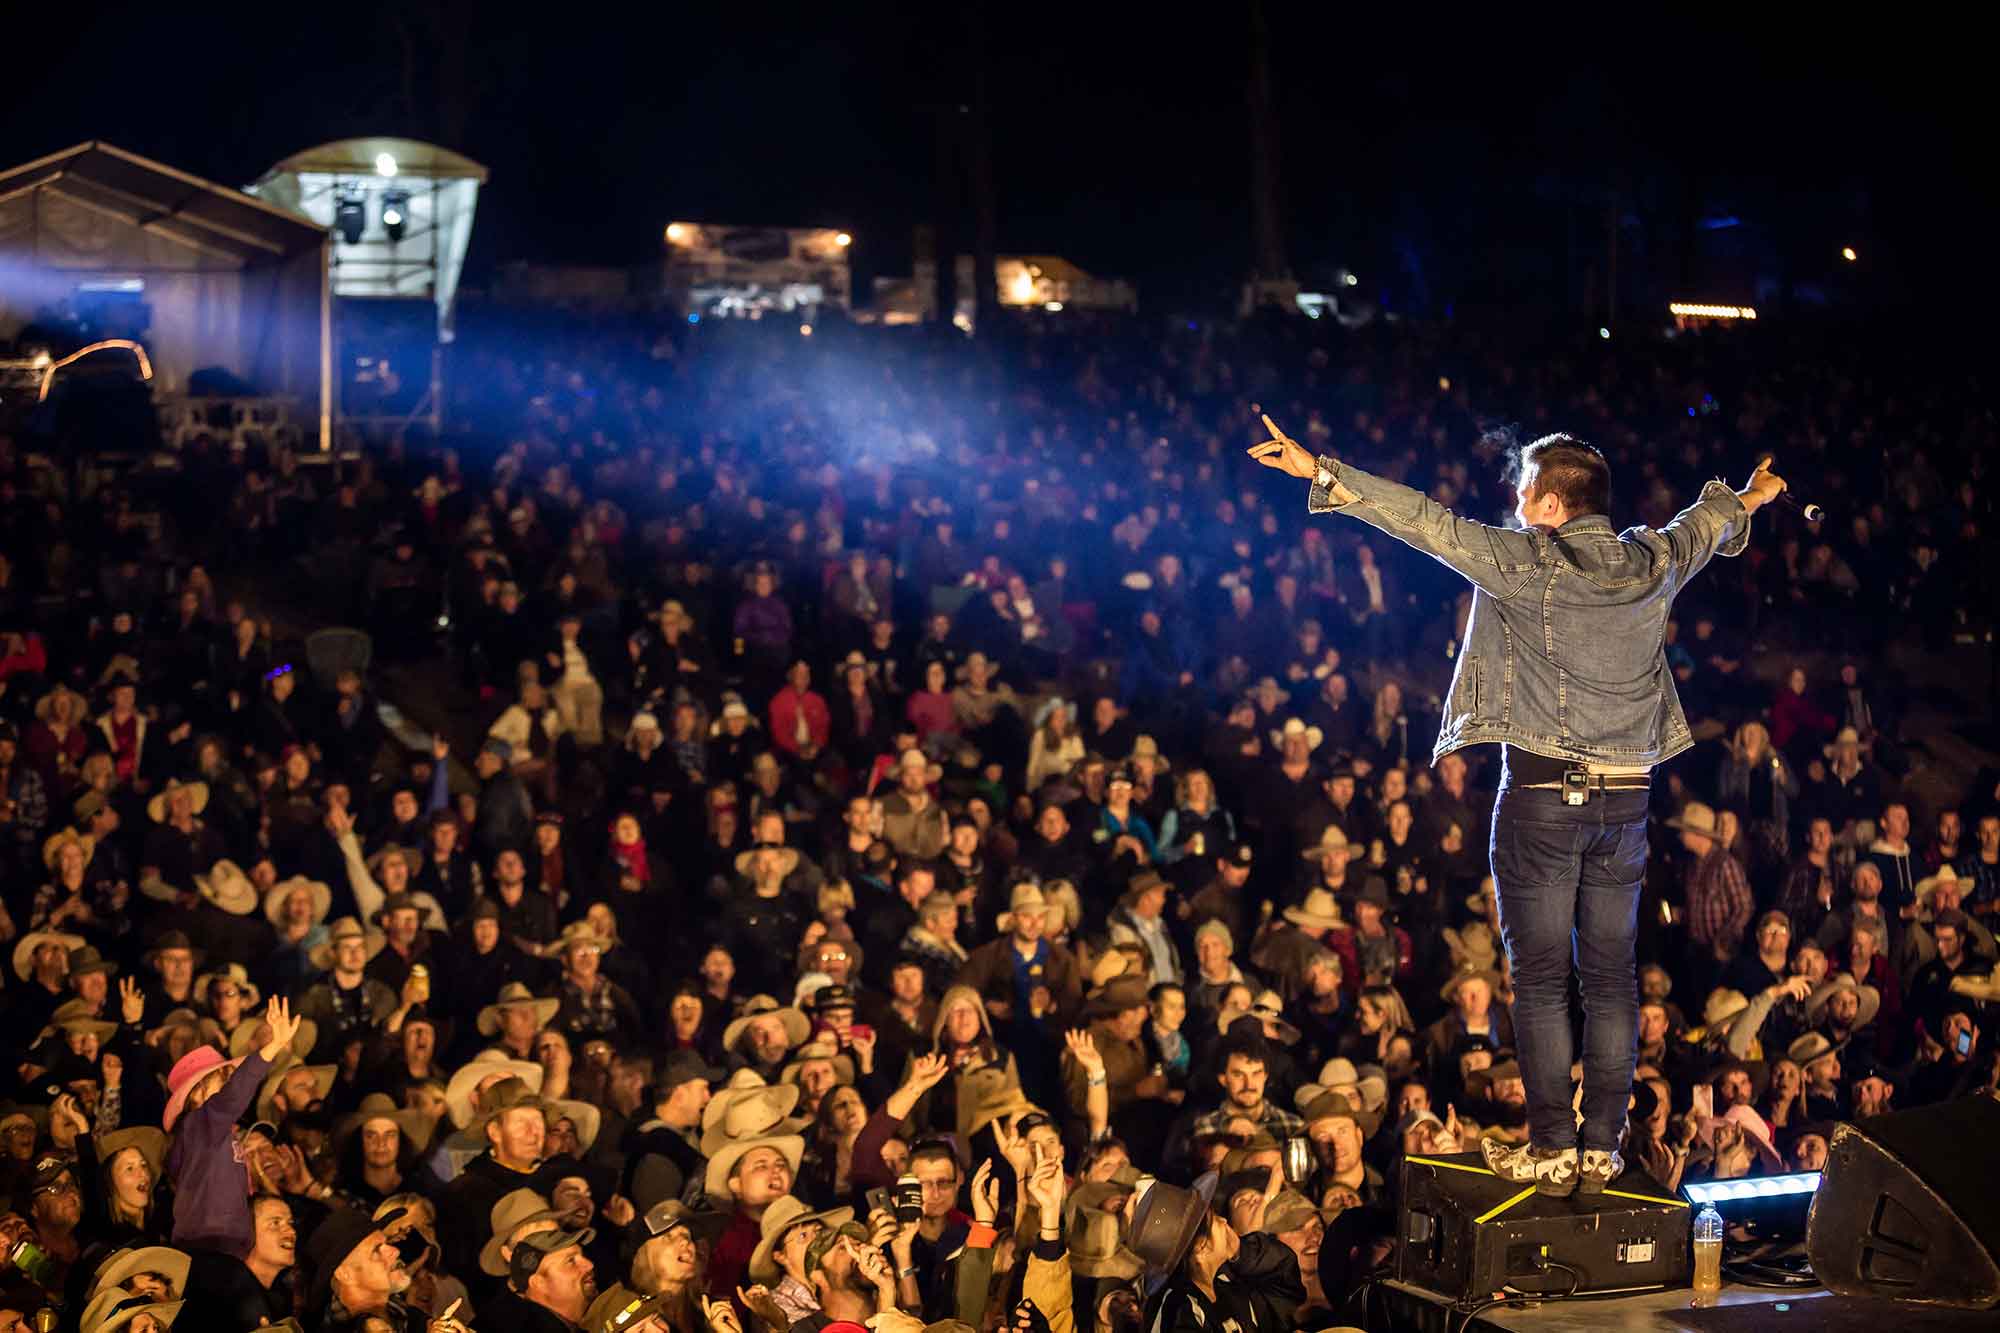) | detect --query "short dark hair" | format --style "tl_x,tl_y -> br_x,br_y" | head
1509,433 -> 1610,517
1217,1032 -> 1271,1071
